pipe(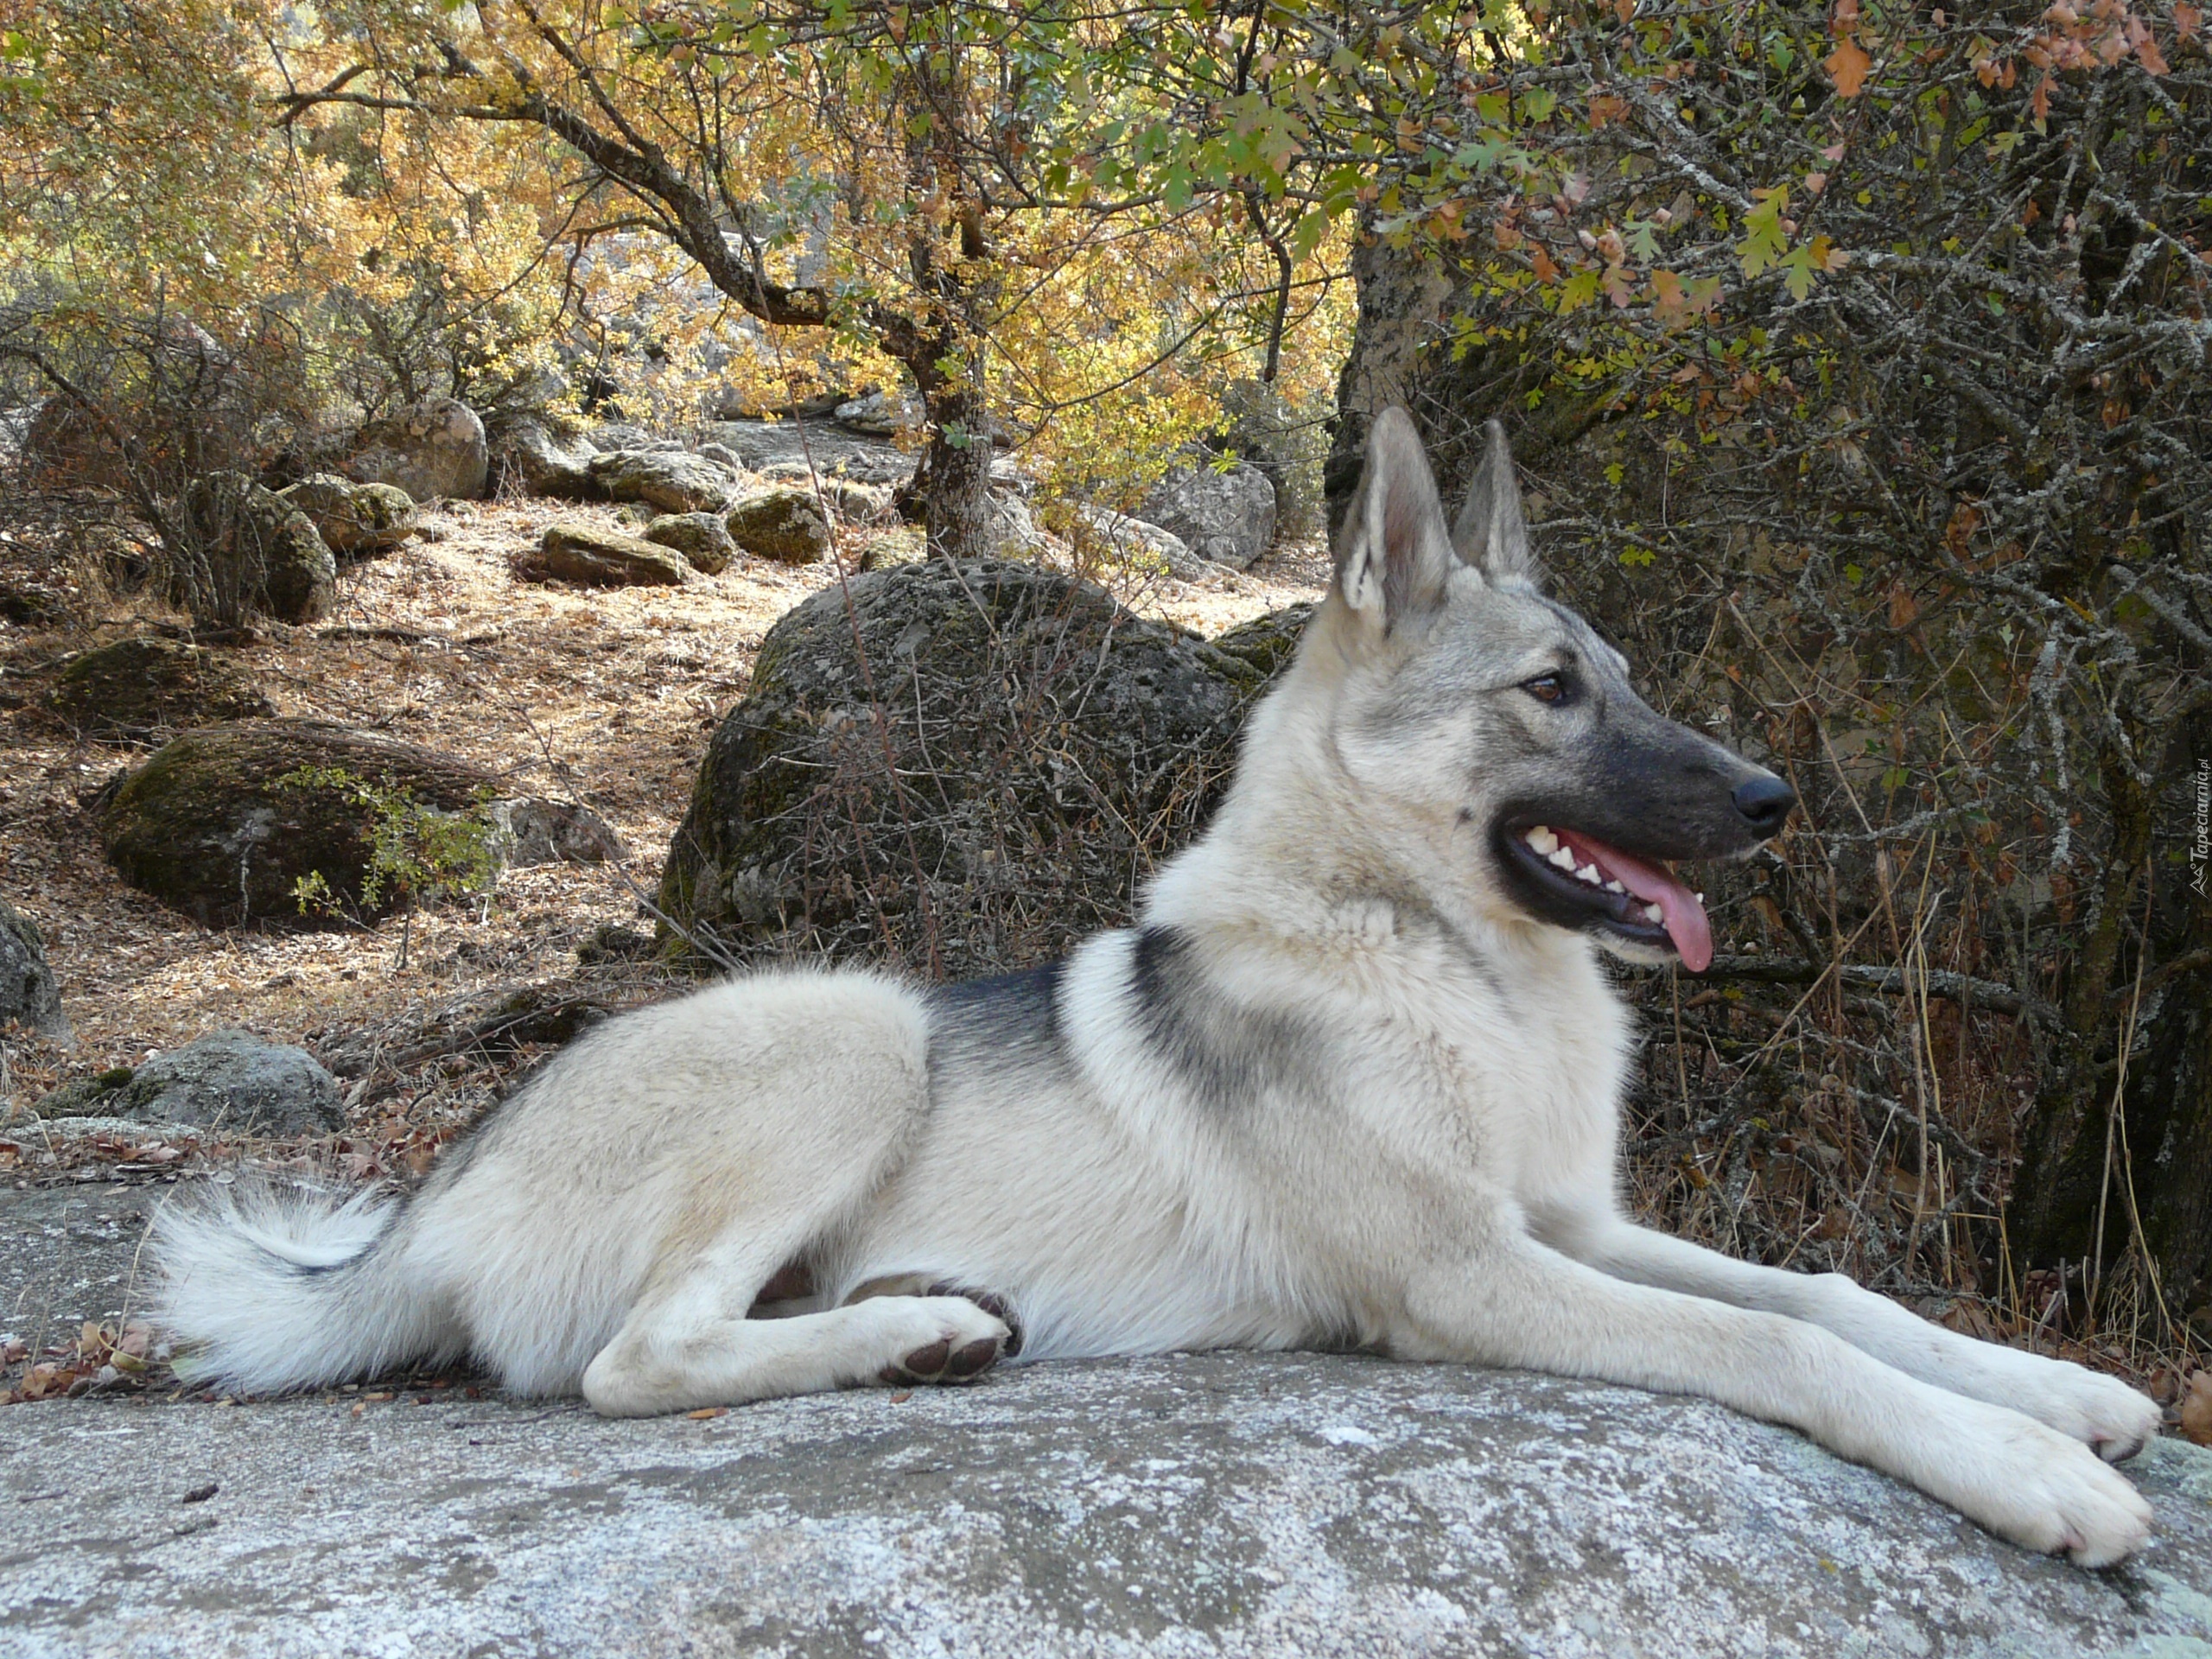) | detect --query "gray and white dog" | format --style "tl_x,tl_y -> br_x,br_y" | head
156,409 -> 2158,1565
